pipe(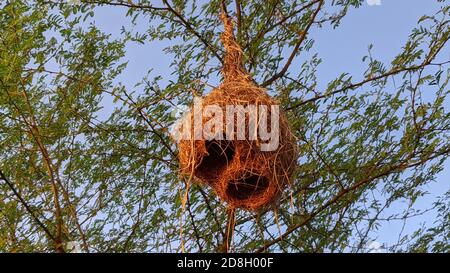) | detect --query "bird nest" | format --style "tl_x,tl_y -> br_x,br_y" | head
177,13 -> 297,211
